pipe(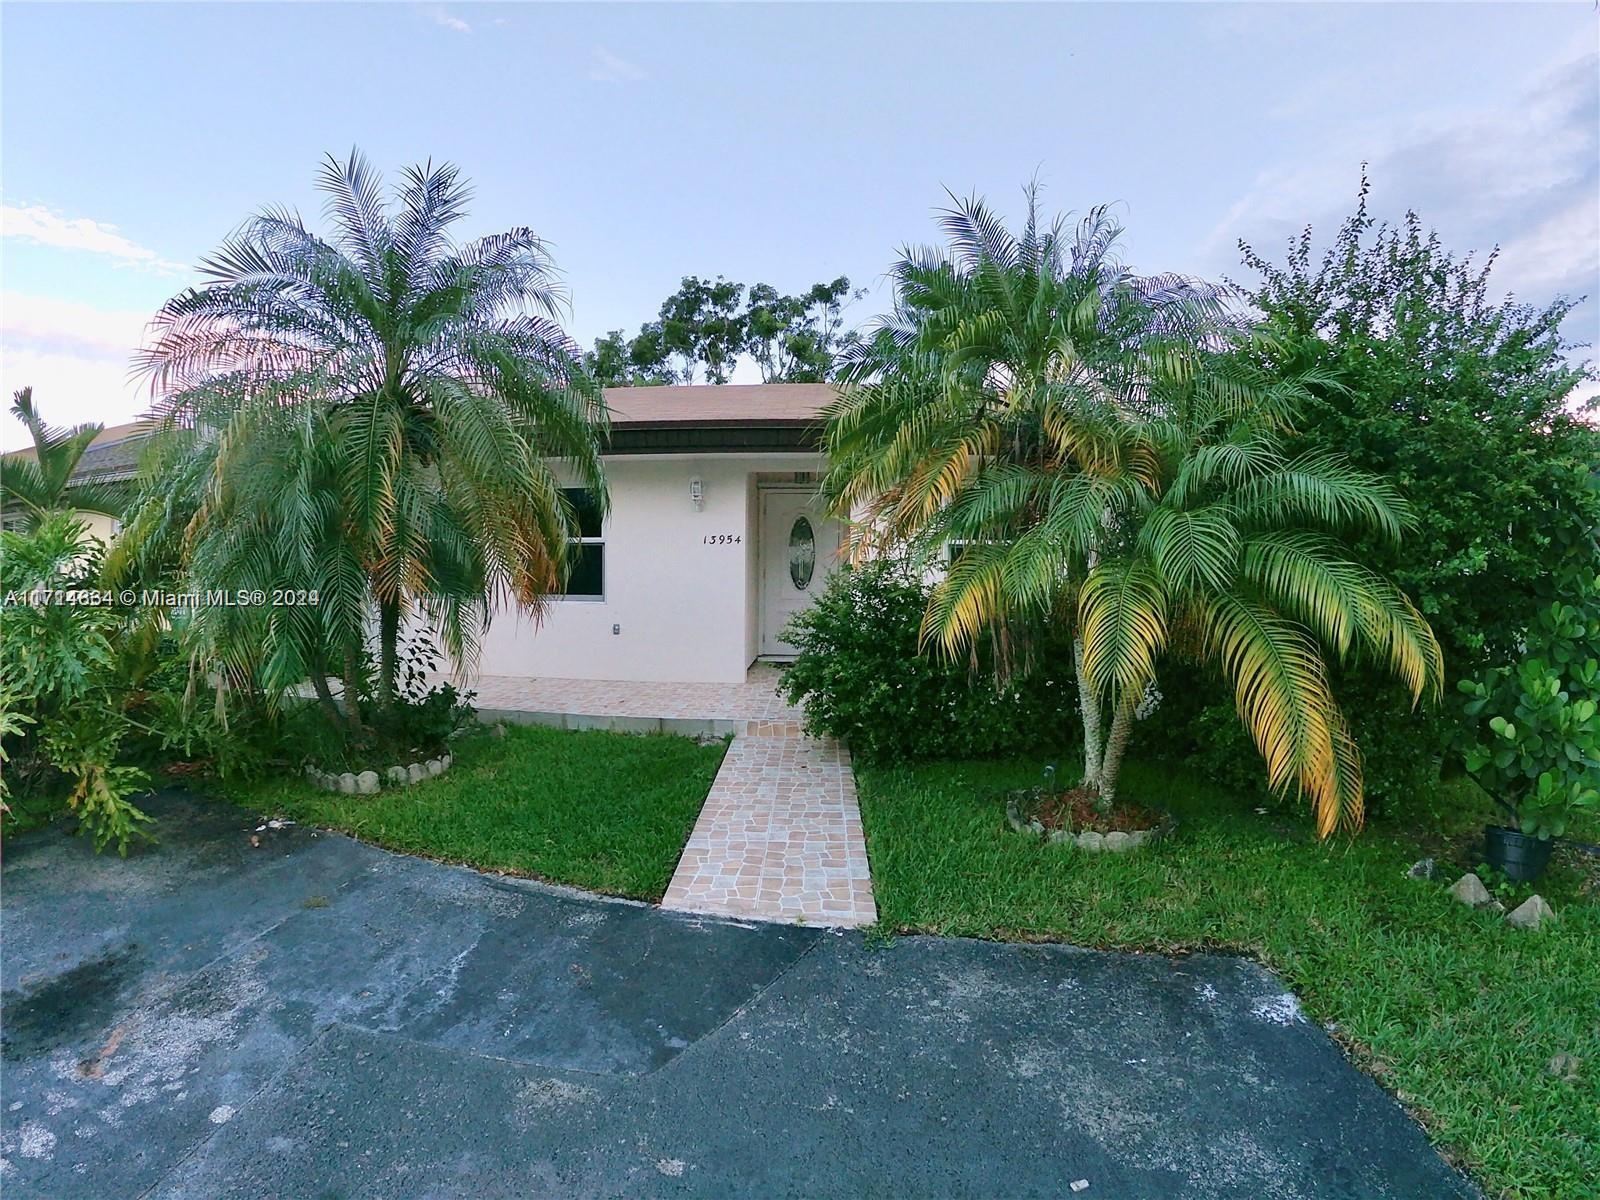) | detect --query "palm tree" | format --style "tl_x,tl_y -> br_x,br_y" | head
1,388 -> 128,530
133,150 -> 608,711
824,189 -> 1440,833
